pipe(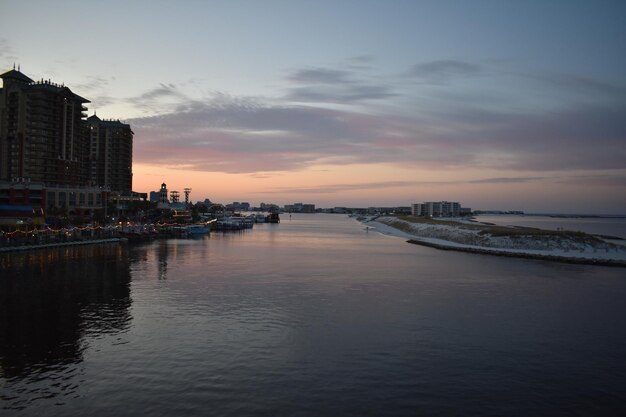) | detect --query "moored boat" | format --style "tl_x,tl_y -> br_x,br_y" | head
186,224 -> 210,235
